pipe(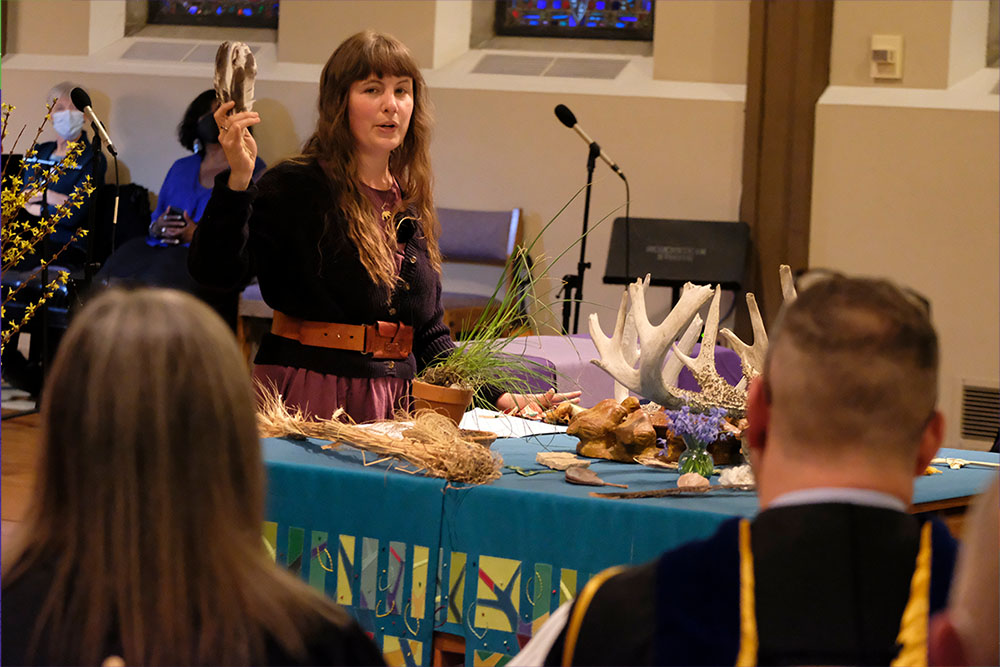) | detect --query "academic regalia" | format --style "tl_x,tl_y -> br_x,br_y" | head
545,503 -> 956,666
